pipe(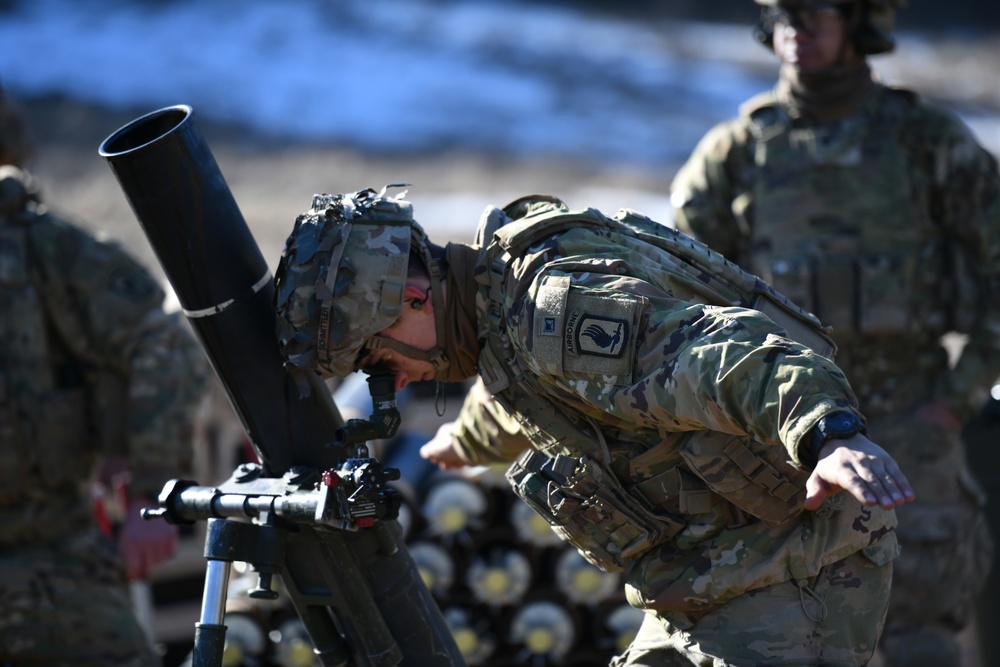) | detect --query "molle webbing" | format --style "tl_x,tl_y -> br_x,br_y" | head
489,205 -> 836,359
483,204 -> 825,526
627,430 -> 806,525
507,447 -> 687,572
723,438 -> 800,502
